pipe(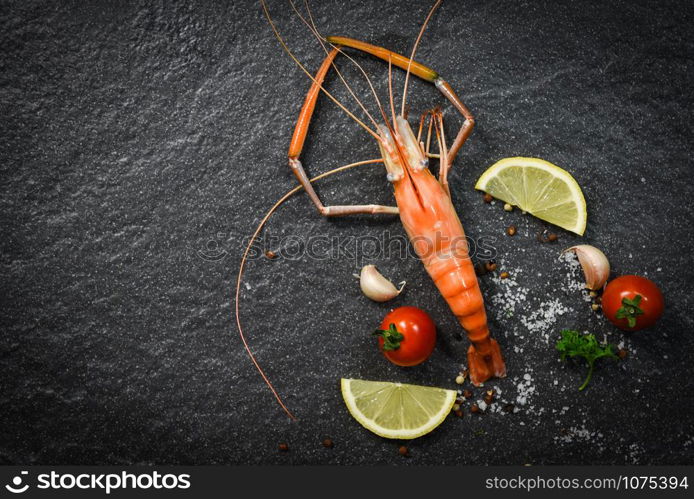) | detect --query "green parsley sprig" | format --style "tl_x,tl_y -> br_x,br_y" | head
556,329 -> 618,391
